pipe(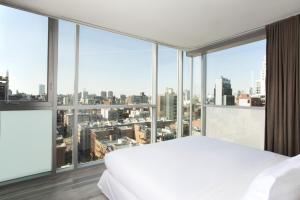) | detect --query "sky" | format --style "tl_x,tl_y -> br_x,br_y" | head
0,5 -> 48,95
0,5 -> 266,97
207,40 -> 266,96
